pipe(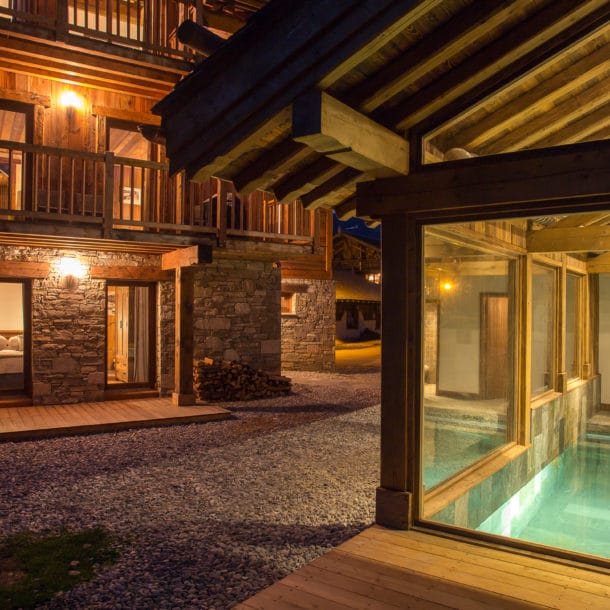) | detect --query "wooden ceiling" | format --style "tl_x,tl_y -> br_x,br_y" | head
156,0 -> 610,222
